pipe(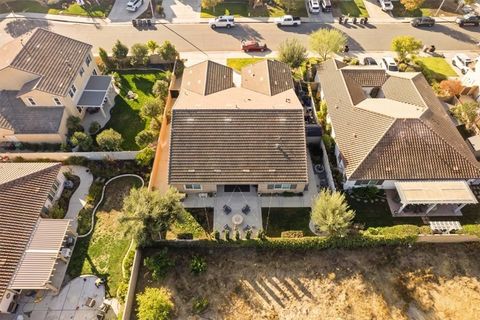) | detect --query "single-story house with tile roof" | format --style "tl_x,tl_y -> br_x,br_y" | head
168,60 -> 308,195
0,163 -> 76,314
0,28 -> 116,144
316,59 -> 480,216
